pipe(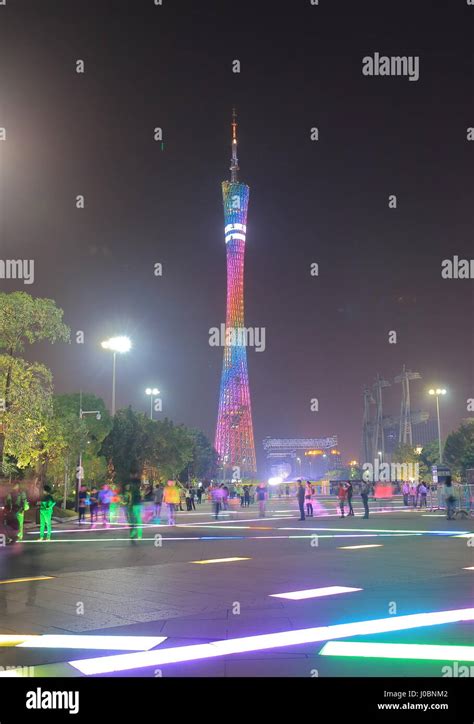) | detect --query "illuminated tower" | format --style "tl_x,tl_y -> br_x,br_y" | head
215,110 -> 257,477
